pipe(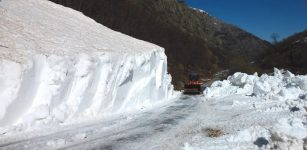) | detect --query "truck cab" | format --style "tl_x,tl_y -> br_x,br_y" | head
183,73 -> 202,95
